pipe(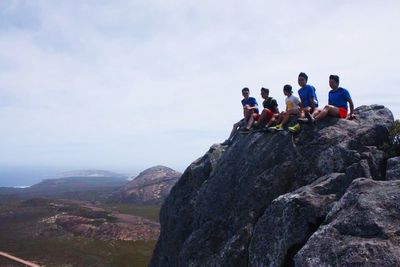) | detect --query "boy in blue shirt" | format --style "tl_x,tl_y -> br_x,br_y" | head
221,88 -> 259,145
314,75 -> 355,122
288,72 -> 319,132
